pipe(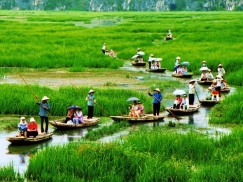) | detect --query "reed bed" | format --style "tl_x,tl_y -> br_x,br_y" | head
0,11 -> 243,85
209,90 -> 243,124
25,127 -> 243,181
0,84 -> 154,117
0,163 -> 23,181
